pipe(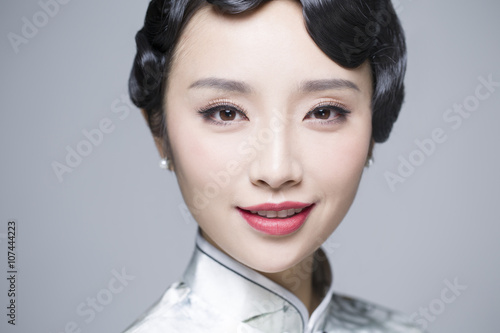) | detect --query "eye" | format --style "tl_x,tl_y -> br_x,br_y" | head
198,103 -> 249,125
304,104 -> 350,123
214,108 -> 242,121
